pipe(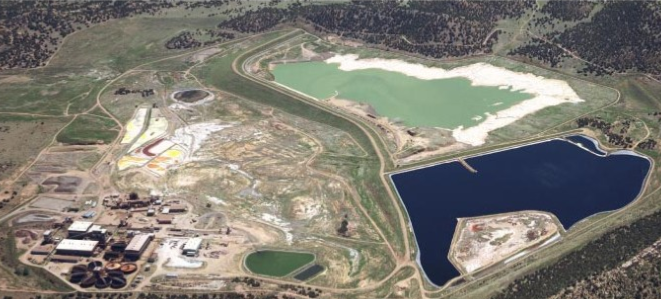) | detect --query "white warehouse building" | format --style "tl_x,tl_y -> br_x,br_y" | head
55,239 -> 98,256
67,221 -> 94,237
182,238 -> 202,256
